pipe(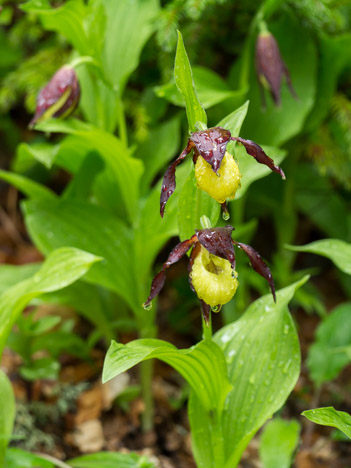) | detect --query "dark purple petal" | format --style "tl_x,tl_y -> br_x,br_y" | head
233,241 -> 276,302
196,226 -> 236,270
144,235 -> 197,307
200,300 -> 211,325
160,139 -> 194,217
29,66 -> 80,128
231,137 -> 285,180
190,127 -> 231,174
